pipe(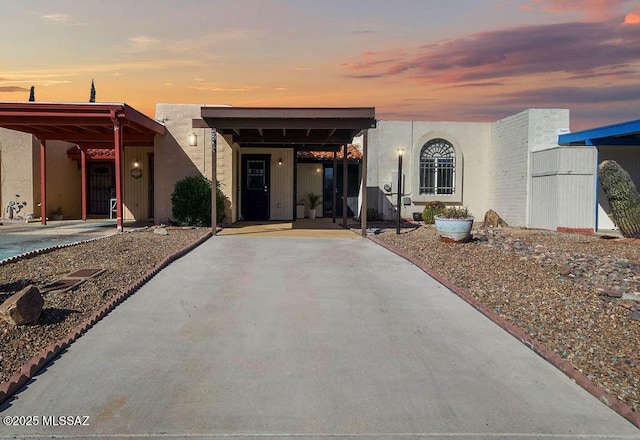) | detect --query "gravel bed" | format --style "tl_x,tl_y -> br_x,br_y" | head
376,225 -> 640,413
0,226 -> 209,384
